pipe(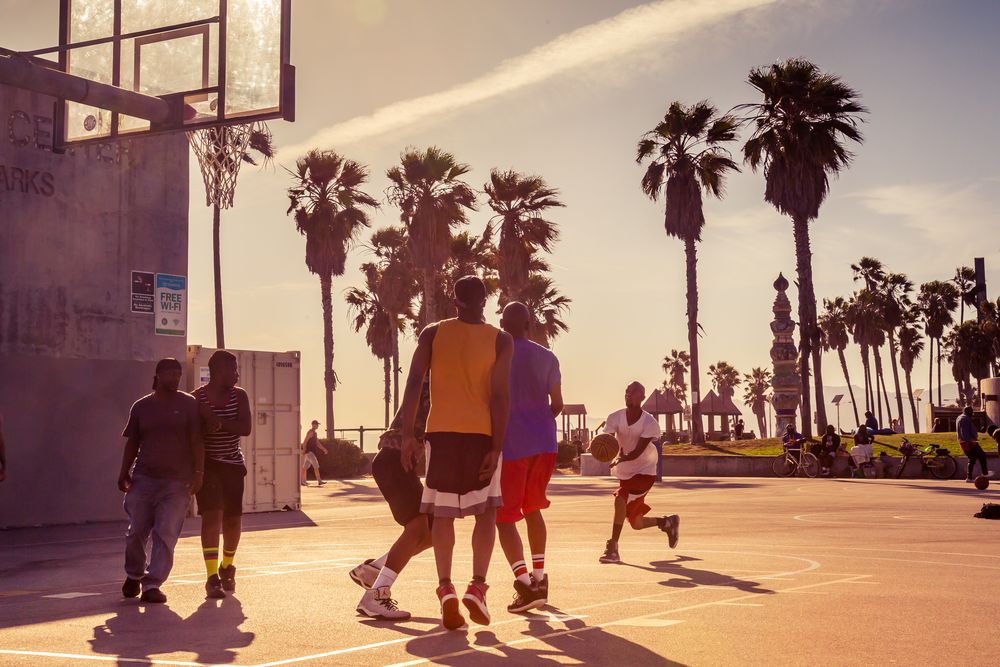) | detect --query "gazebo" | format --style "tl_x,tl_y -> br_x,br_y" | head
642,388 -> 684,435
698,389 -> 743,439
561,404 -> 589,444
